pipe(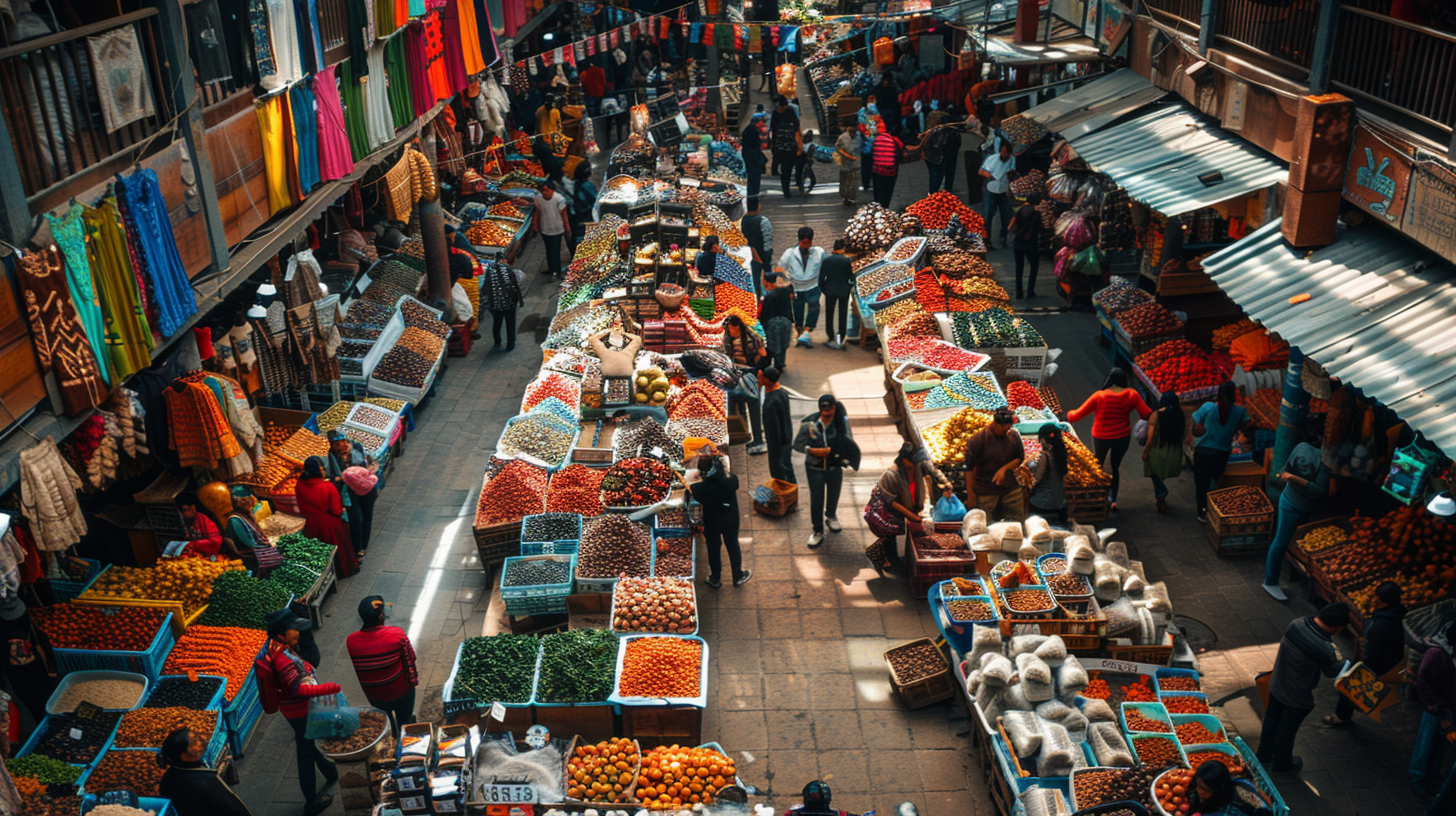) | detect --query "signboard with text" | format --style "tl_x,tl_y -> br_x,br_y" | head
1334,661 -> 1405,721
1404,161 -> 1456,264
1343,124 -> 1411,225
